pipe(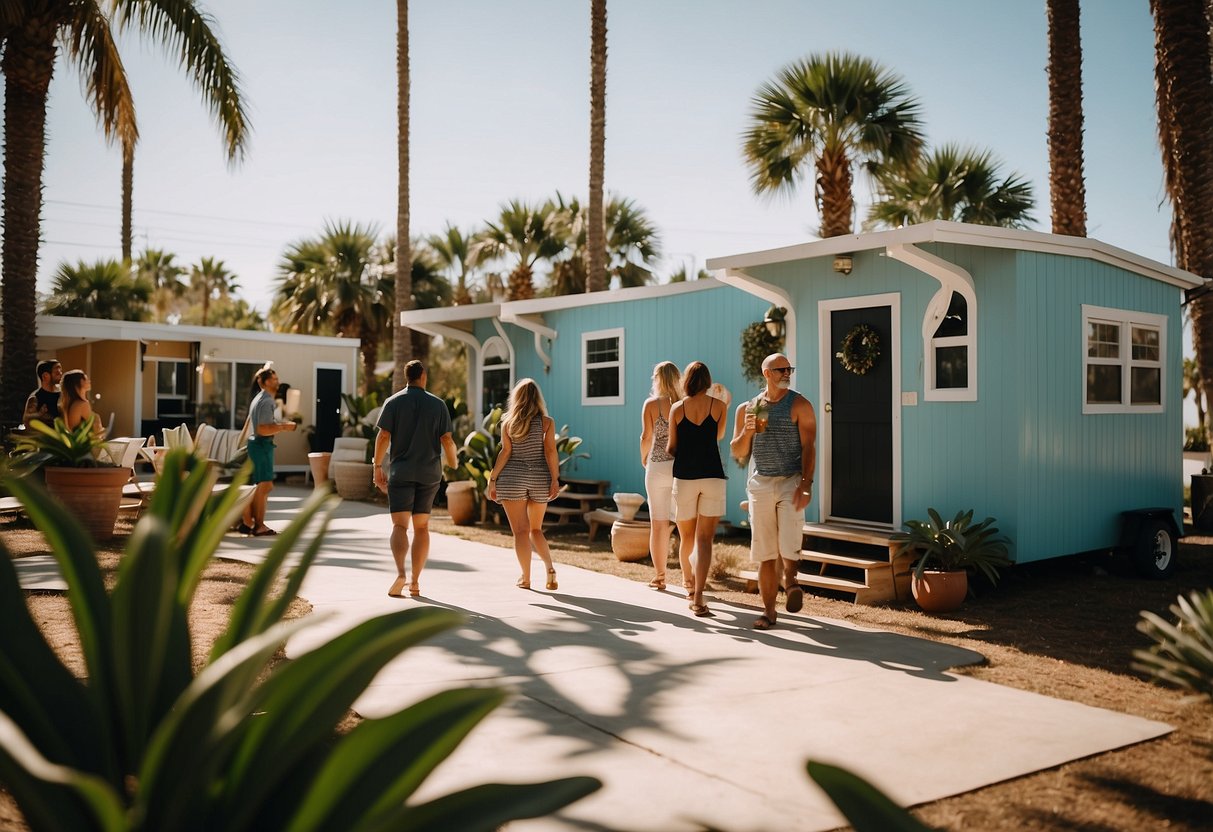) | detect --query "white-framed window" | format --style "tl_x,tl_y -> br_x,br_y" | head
582,327 -> 624,406
481,336 -> 512,414
1082,304 -> 1165,414
924,290 -> 977,401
